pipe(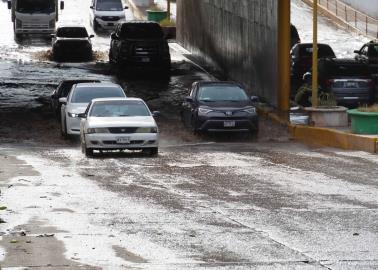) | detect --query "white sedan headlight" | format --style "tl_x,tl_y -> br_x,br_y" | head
87,128 -> 109,134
